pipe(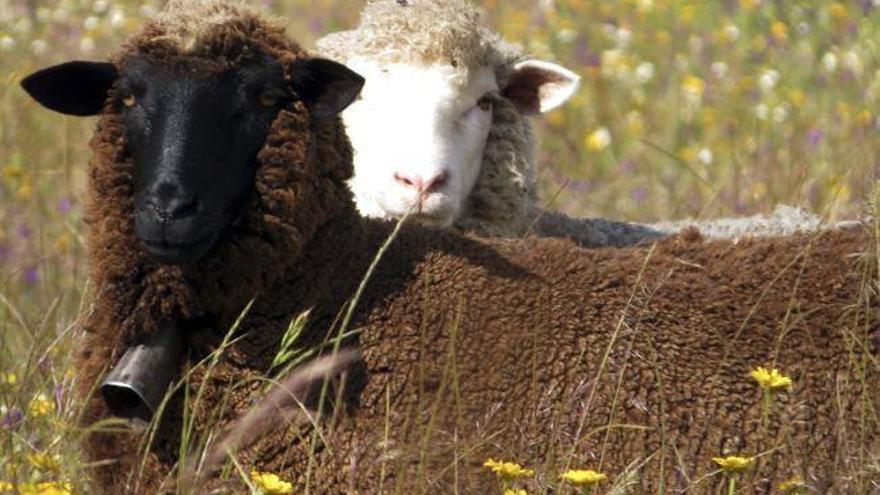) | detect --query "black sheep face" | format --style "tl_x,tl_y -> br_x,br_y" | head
22,52 -> 364,265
